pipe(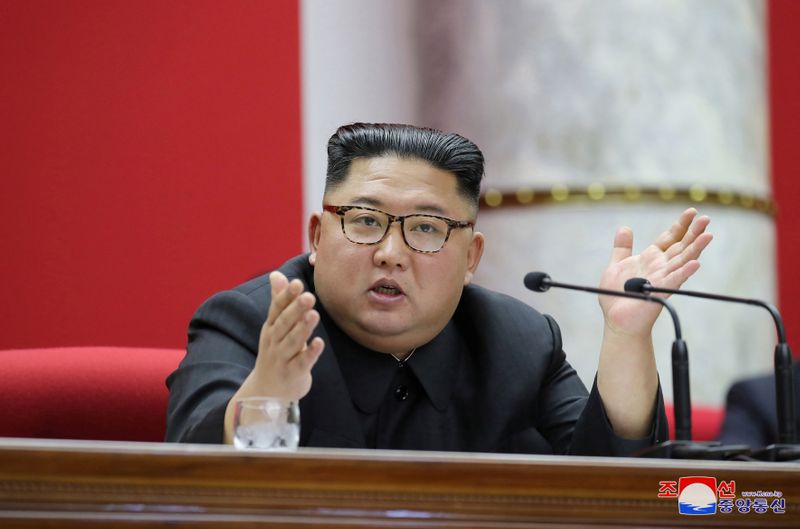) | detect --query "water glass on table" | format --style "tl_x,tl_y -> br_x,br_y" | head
233,396 -> 300,450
